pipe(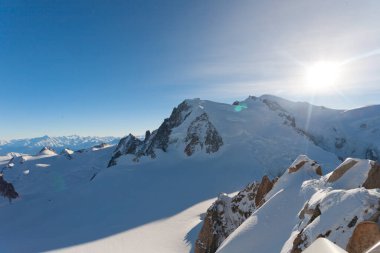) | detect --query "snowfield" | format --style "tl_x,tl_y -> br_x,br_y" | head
0,95 -> 379,253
